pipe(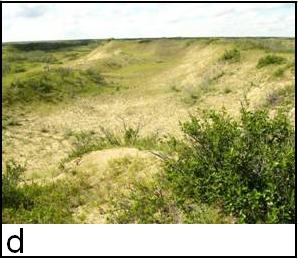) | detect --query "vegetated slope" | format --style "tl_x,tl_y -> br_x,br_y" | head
2,38 -> 295,223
